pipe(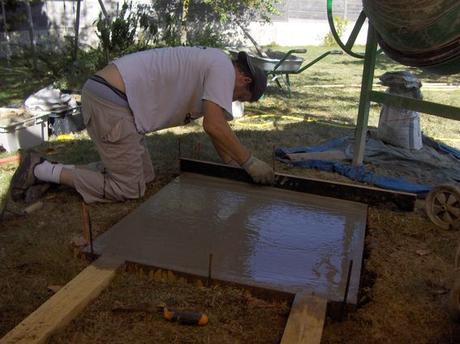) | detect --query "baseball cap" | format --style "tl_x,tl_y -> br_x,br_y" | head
237,51 -> 267,102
